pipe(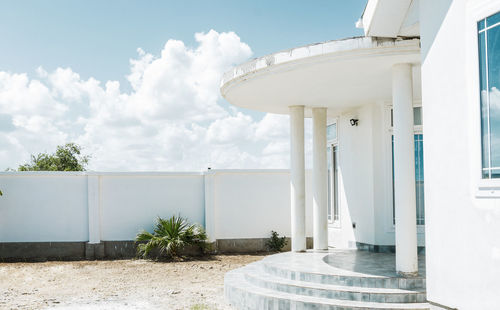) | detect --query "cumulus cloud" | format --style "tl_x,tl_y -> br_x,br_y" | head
0,30 -> 300,171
